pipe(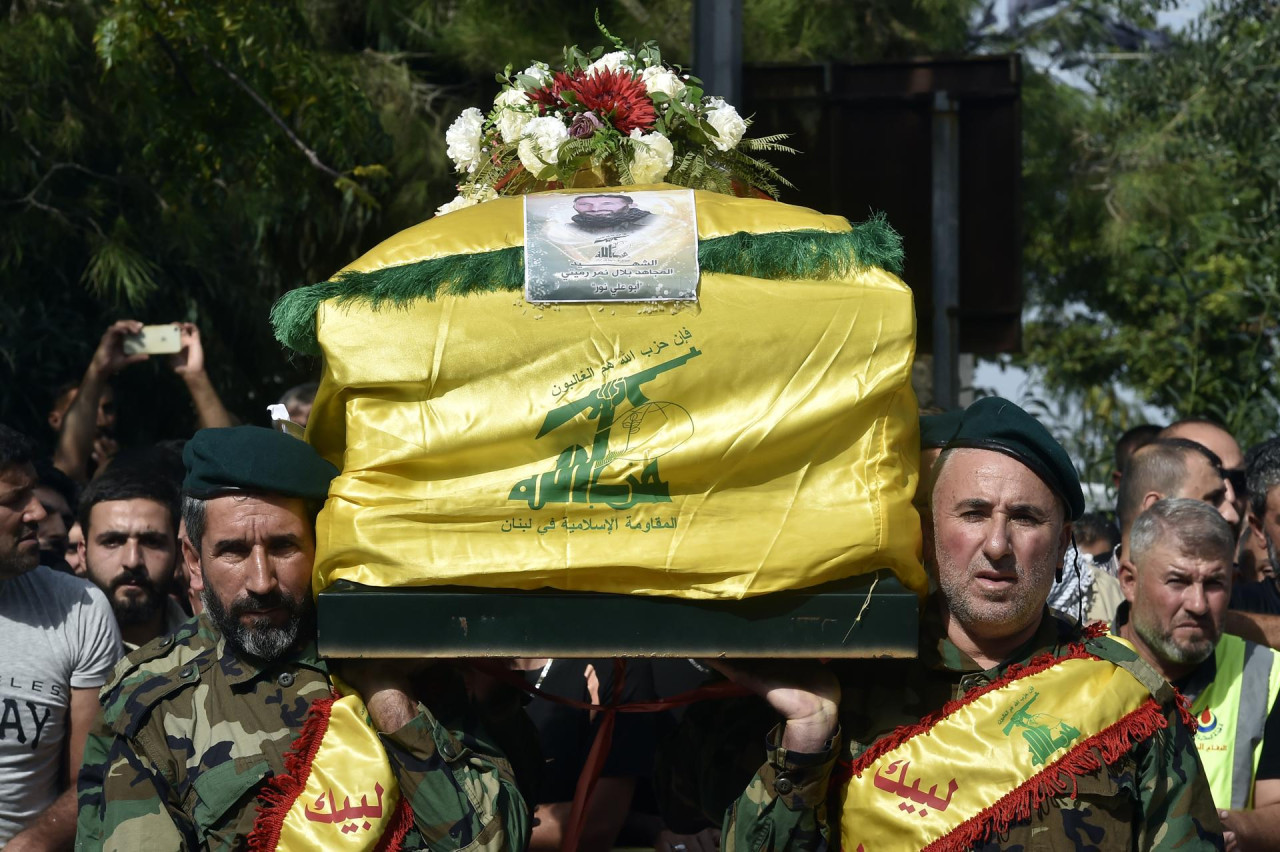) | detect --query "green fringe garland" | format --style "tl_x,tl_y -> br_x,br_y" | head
272,213 -> 903,356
